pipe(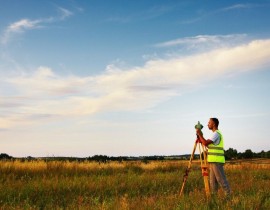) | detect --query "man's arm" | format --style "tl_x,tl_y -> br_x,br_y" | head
196,129 -> 213,146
